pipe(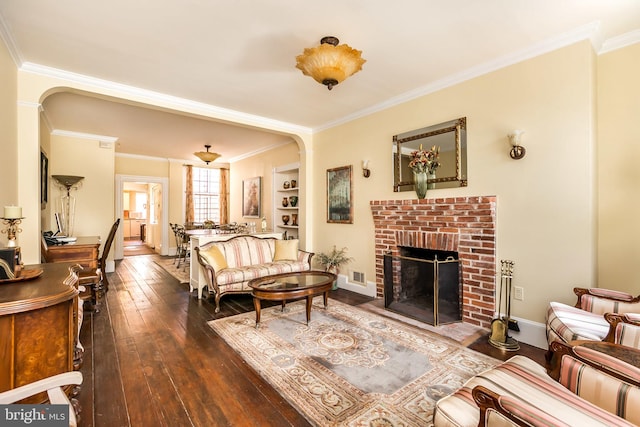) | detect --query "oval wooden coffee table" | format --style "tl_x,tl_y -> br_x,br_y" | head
248,271 -> 336,326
